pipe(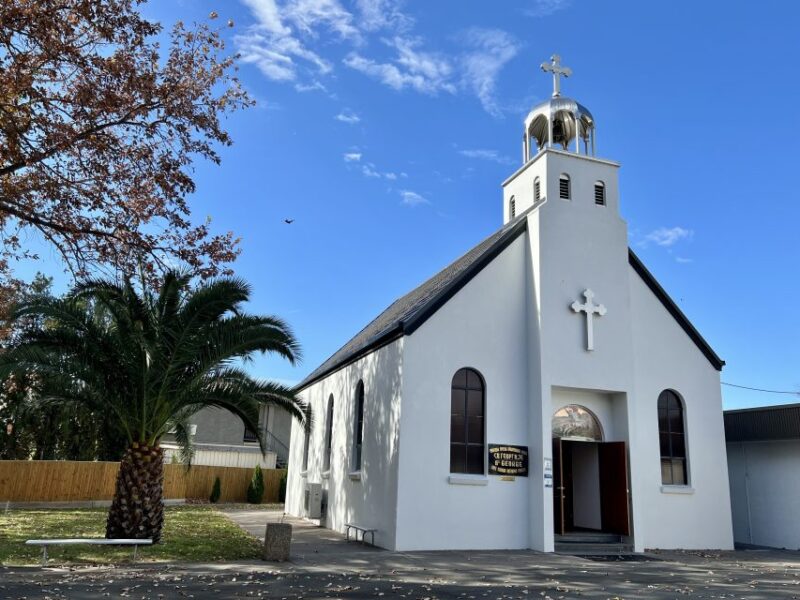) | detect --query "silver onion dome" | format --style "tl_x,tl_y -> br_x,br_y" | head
521,54 -> 598,161
525,96 -> 595,151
